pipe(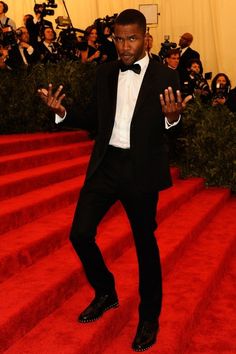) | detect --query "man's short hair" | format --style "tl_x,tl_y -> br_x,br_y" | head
115,9 -> 146,34
166,48 -> 181,58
